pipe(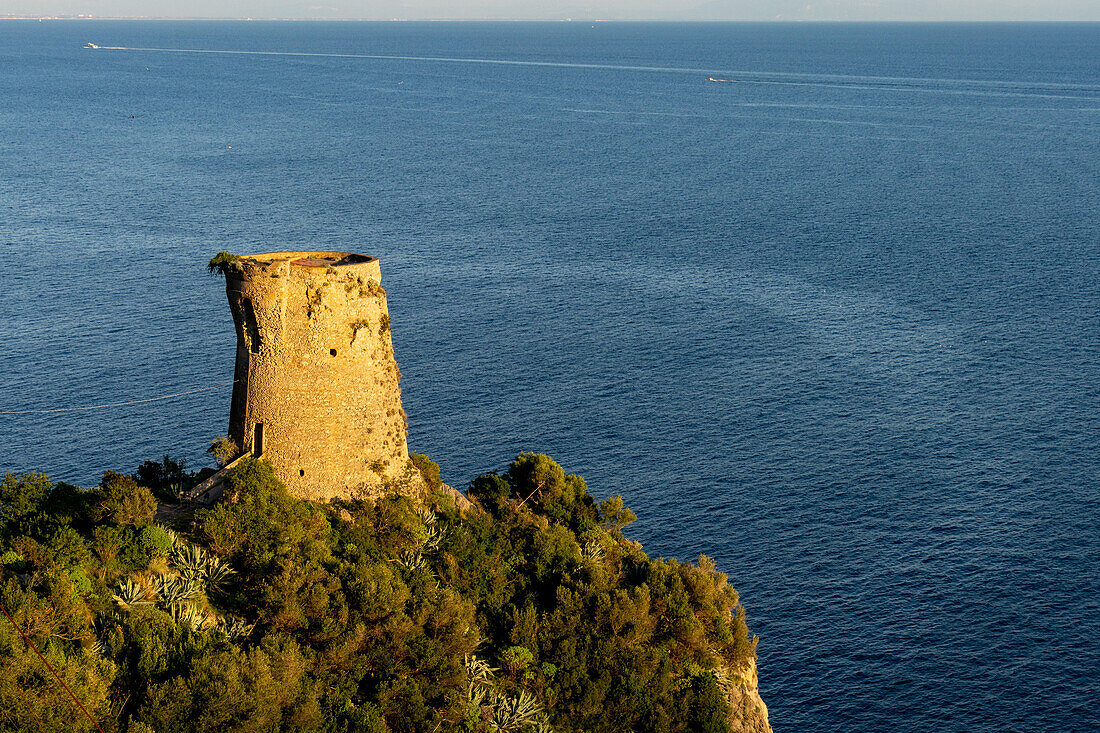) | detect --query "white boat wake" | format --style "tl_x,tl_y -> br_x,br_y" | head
84,45 -> 1100,102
